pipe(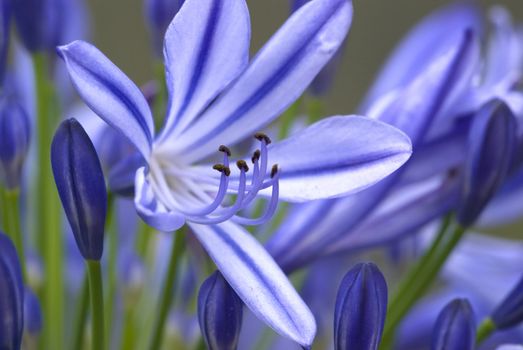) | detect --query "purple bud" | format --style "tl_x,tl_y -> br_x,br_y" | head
431,299 -> 475,350
457,99 -> 517,226
0,0 -> 10,85
334,262 -> 388,350
492,274 -> 523,329
0,231 -> 24,350
51,118 -> 107,261
23,288 -> 42,335
0,97 -> 31,189
198,271 -> 243,350
145,0 -> 185,54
